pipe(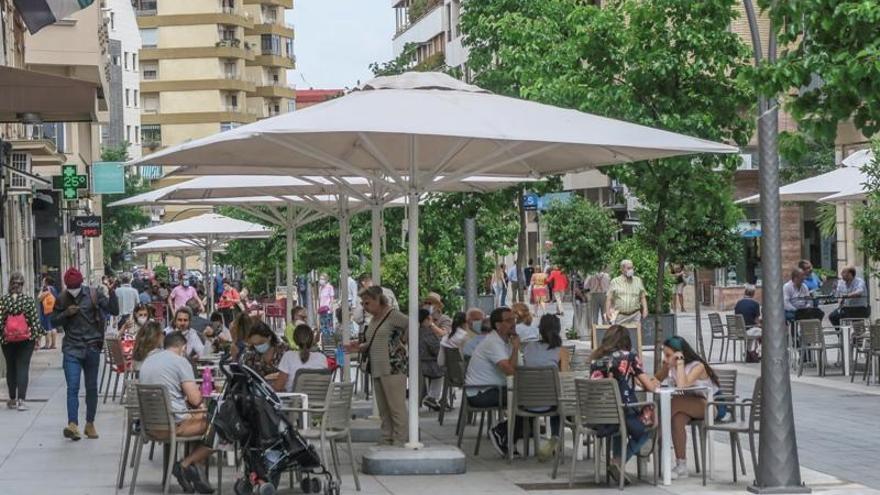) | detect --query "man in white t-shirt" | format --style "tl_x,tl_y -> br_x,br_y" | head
164,307 -> 208,358
464,307 -> 521,457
